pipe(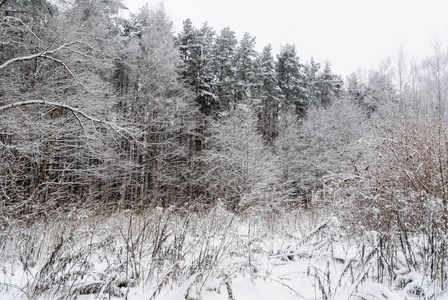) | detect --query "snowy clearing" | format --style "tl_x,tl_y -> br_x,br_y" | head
1,206 -> 445,300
